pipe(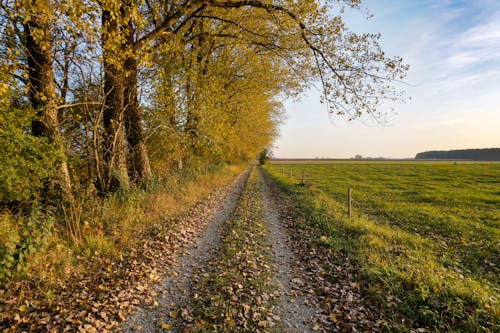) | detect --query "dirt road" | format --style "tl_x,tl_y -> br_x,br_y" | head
123,166 -> 378,332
